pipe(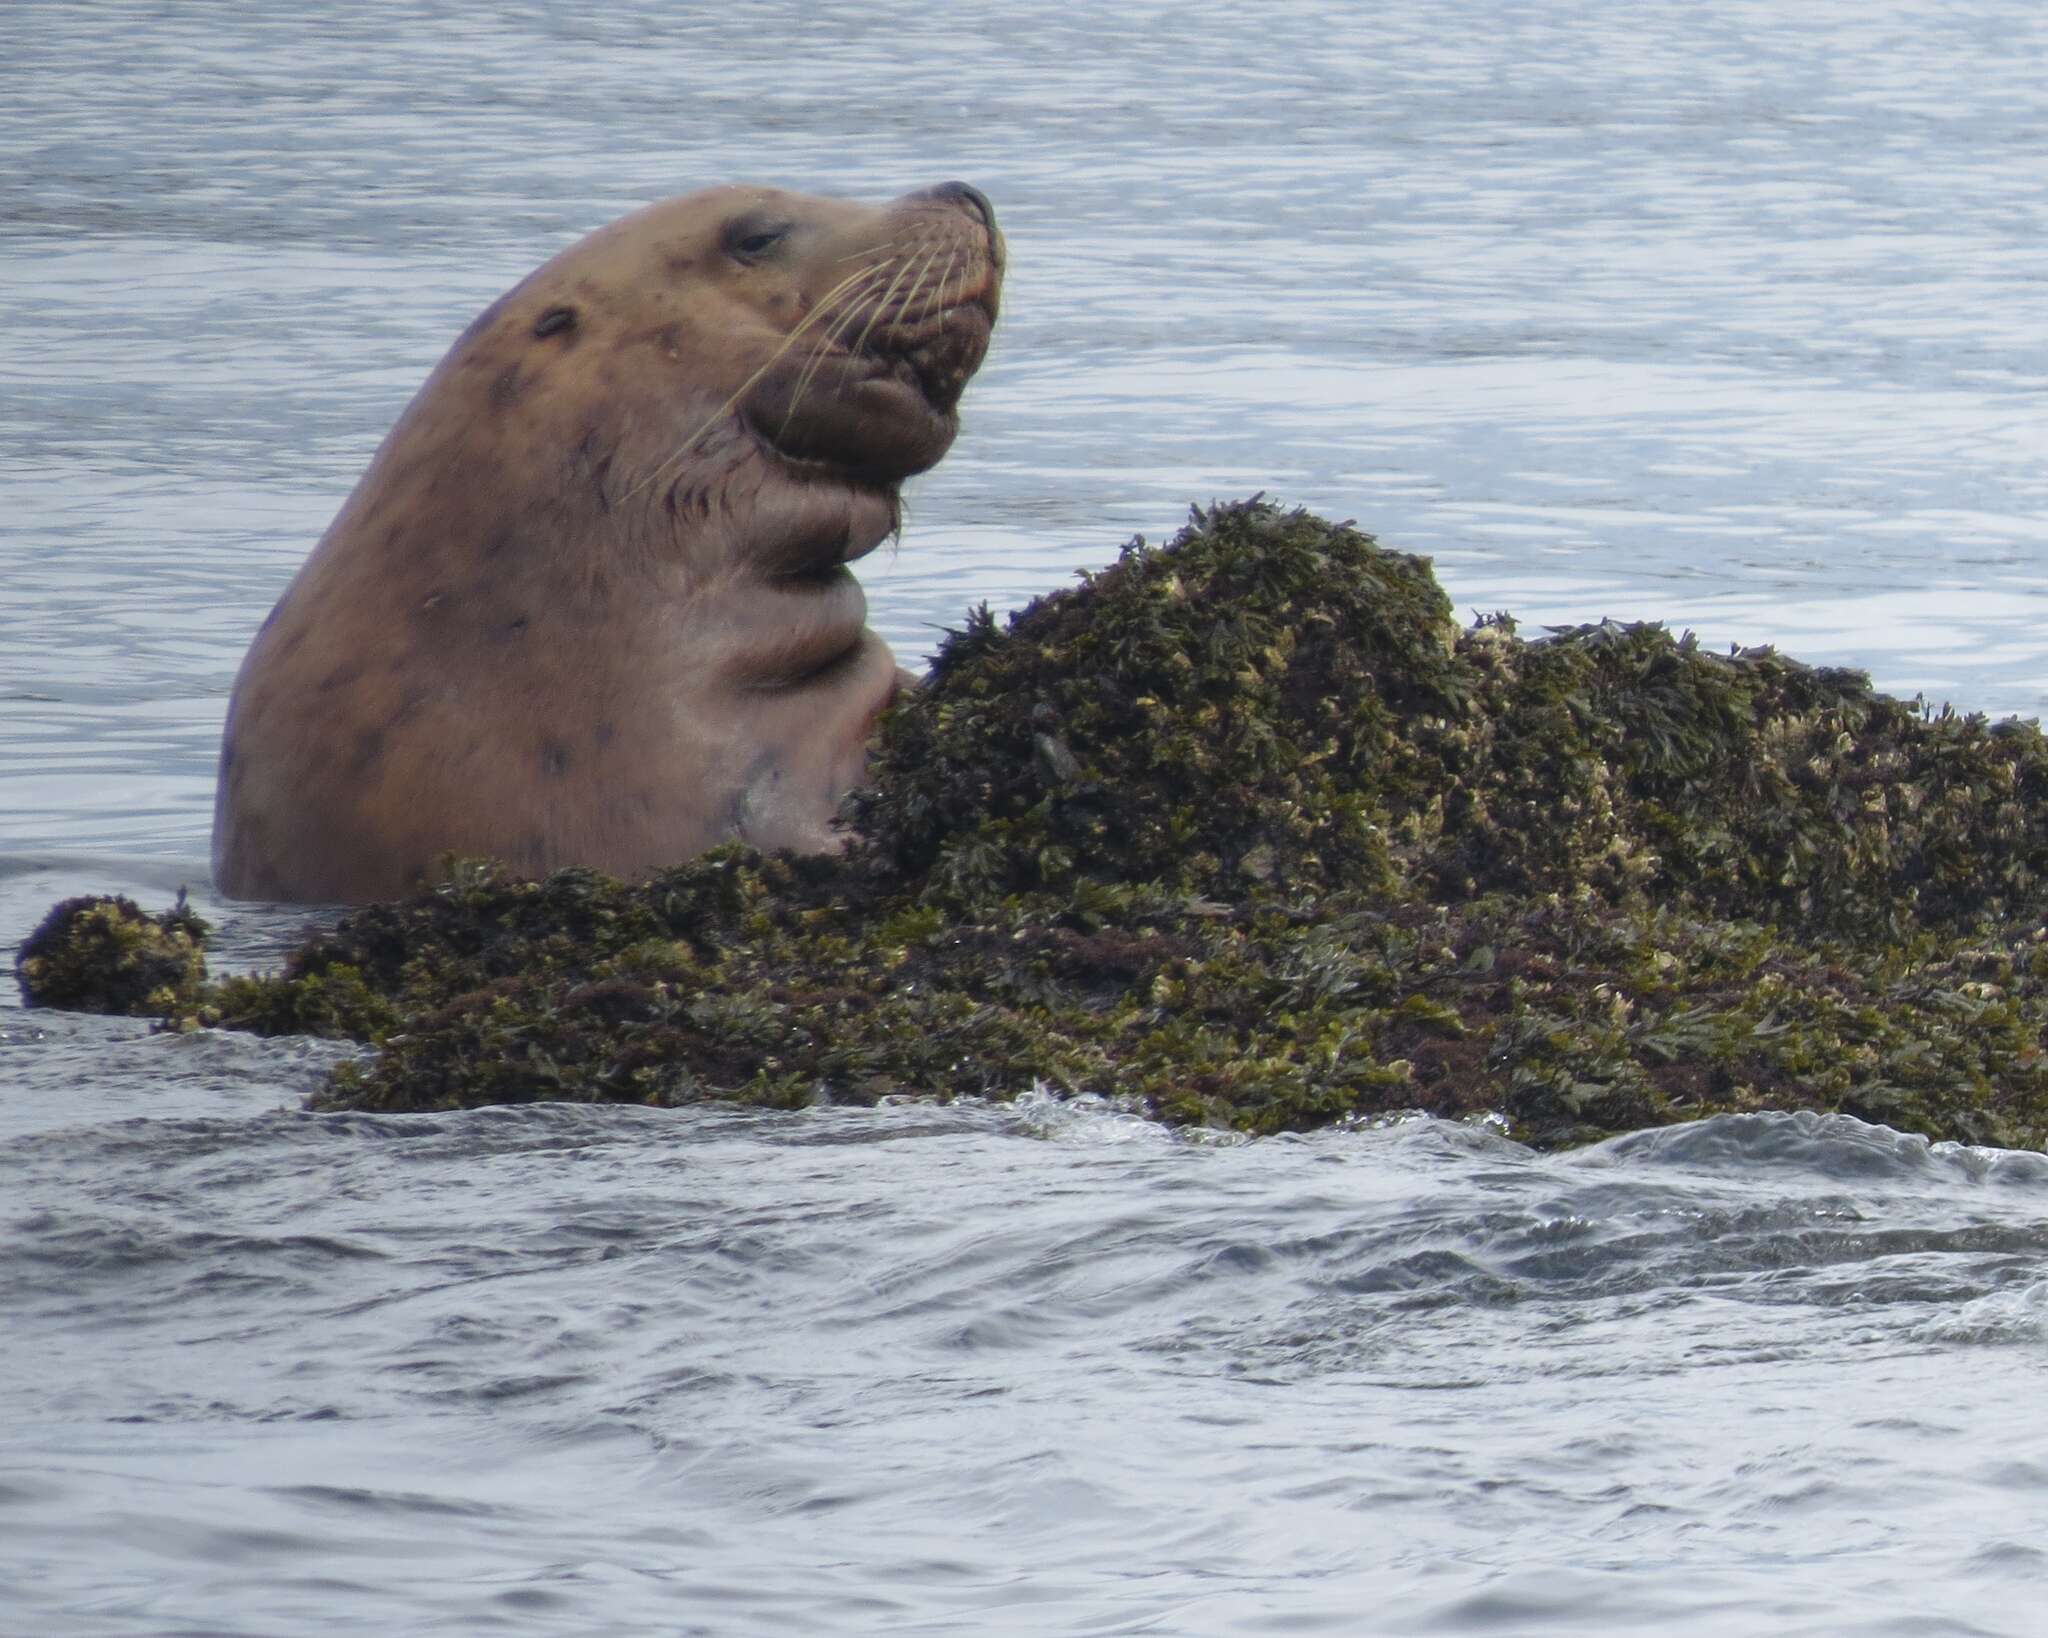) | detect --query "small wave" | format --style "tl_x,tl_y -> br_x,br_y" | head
1005,1084 -> 1191,1146
1911,1278 -> 2048,1347
1584,1108 -> 2048,1191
